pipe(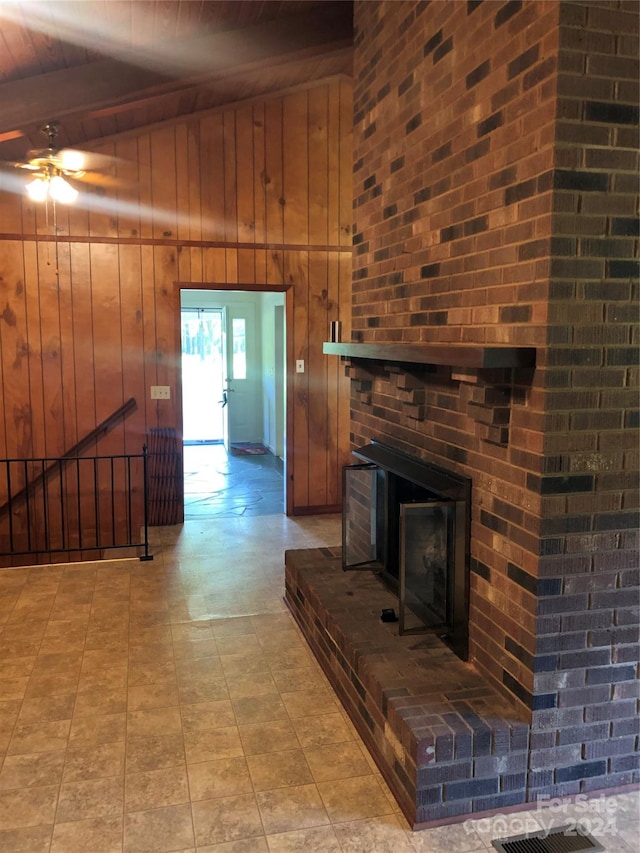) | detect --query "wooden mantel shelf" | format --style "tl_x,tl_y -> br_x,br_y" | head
322,341 -> 536,369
